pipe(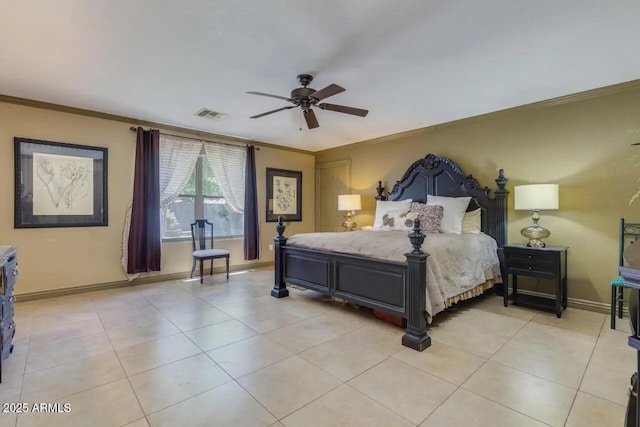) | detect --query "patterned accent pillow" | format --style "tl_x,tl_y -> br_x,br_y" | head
380,210 -> 419,231
410,203 -> 444,234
